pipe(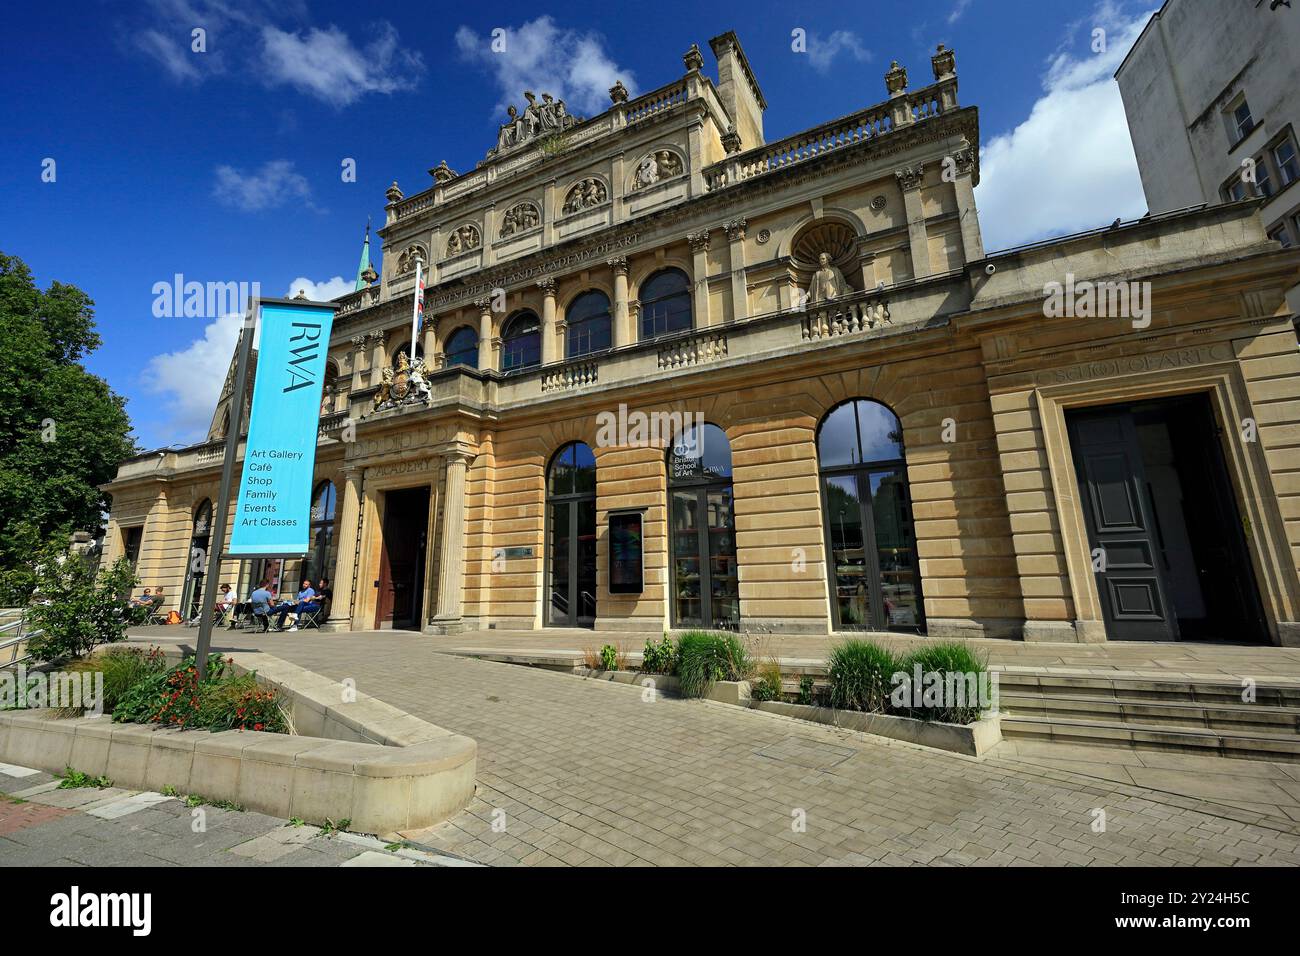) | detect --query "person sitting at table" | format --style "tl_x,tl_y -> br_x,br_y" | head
130,588 -> 154,608
273,579 -> 319,632
249,583 -> 275,631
